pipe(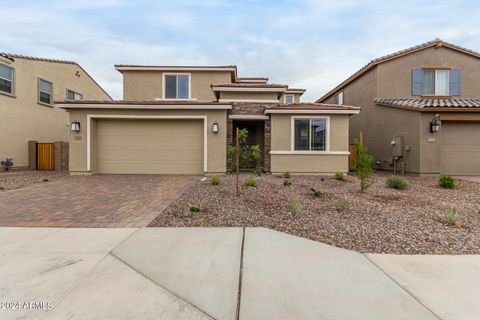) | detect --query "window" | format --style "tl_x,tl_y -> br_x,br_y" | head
0,64 -> 14,95
422,69 -> 449,96
284,94 -> 294,104
38,78 -> 53,105
164,74 -> 189,99
334,91 -> 343,105
294,118 -> 328,151
67,89 -> 83,101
